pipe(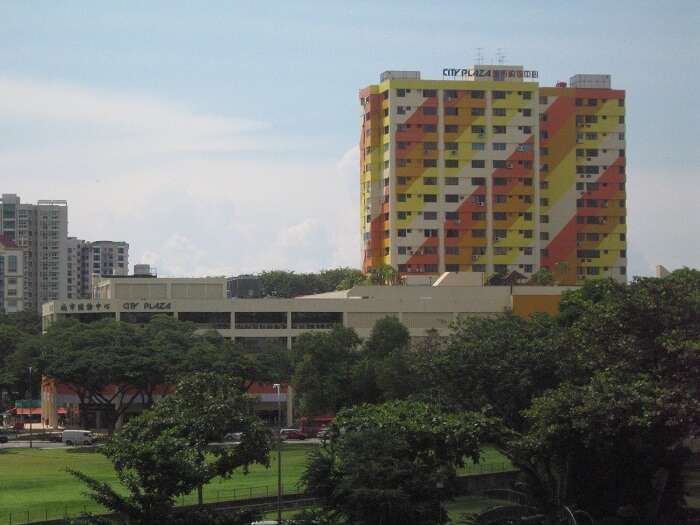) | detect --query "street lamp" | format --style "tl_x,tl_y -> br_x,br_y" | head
273,383 -> 282,524
28,367 -> 33,449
